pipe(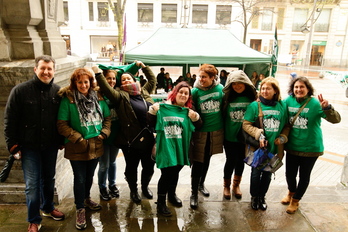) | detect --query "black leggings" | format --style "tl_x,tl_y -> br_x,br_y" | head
223,140 -> 245,179
191,133 -> 211,183
157,165 -> 183,195
285,152 -> 318,200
